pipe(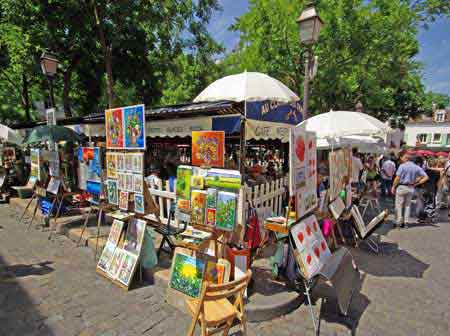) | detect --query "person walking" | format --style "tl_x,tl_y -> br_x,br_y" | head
351,148 -> 364,192
380,153 -> 396,197
391,152 -> 429,228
